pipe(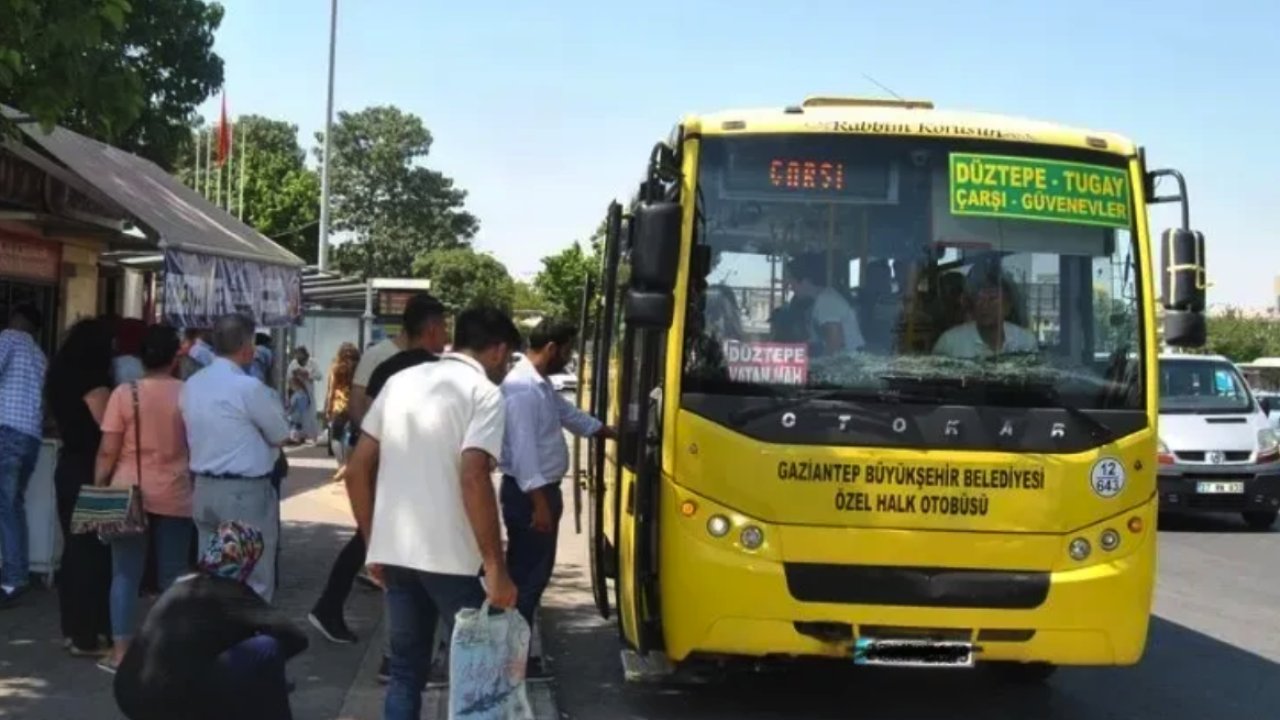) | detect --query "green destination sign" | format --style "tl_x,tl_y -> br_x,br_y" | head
949,153 -> 1131,229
